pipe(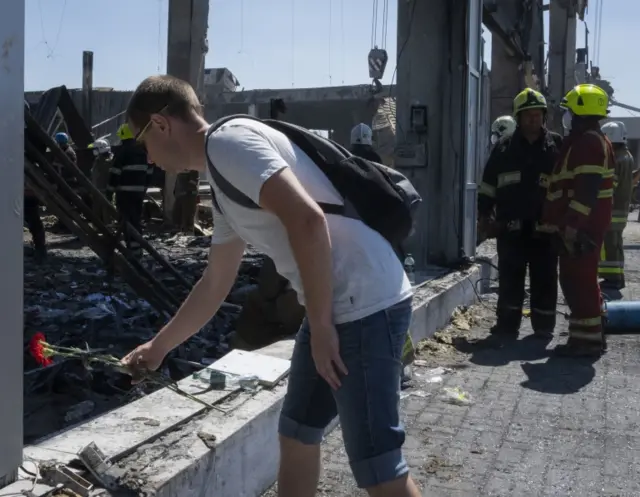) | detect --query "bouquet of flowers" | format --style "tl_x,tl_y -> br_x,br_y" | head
28,333 -> 218,410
